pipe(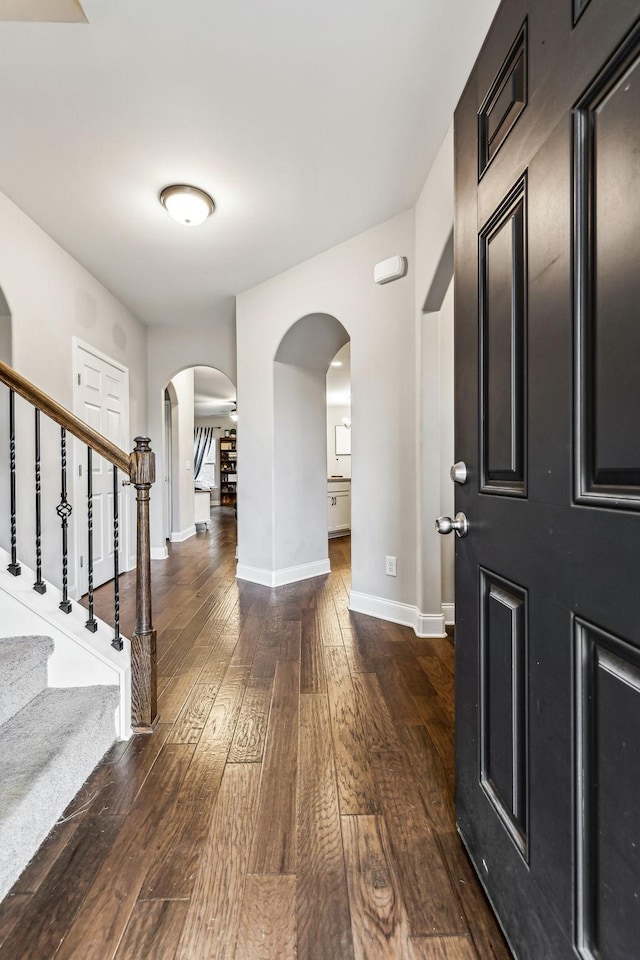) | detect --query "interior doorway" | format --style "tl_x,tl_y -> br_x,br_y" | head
326,342 -> 352,542
272,313 -> 351,584
162,365 -> 237,546
164,388 -> 173,539
73,338 -> 130,594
